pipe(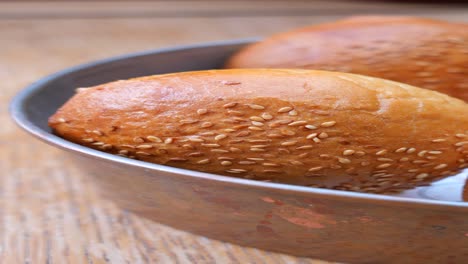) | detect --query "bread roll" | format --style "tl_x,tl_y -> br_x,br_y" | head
49,69 -> 468,193
225,16 -> 468,102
